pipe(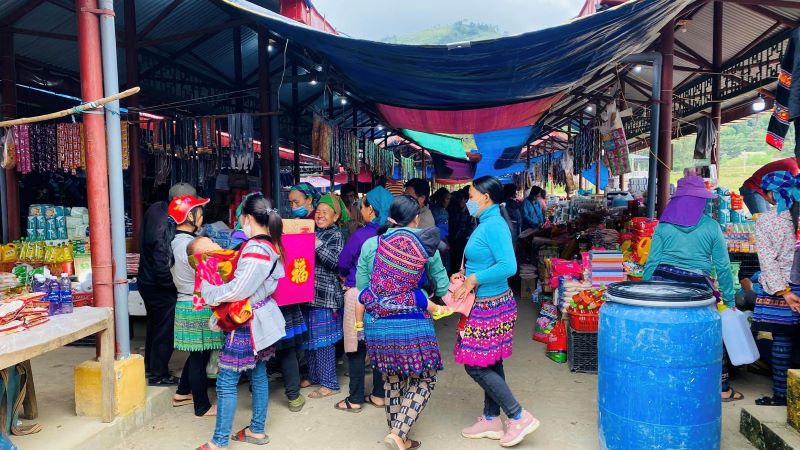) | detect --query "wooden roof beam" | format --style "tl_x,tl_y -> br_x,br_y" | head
674,40 -> 713,69
138,32 -> 219,80
137,19 -> 251,48
741,4 -> 800,27
723,0 -> 800,9
138,0 -> 185,40
1,0 -> 47,27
